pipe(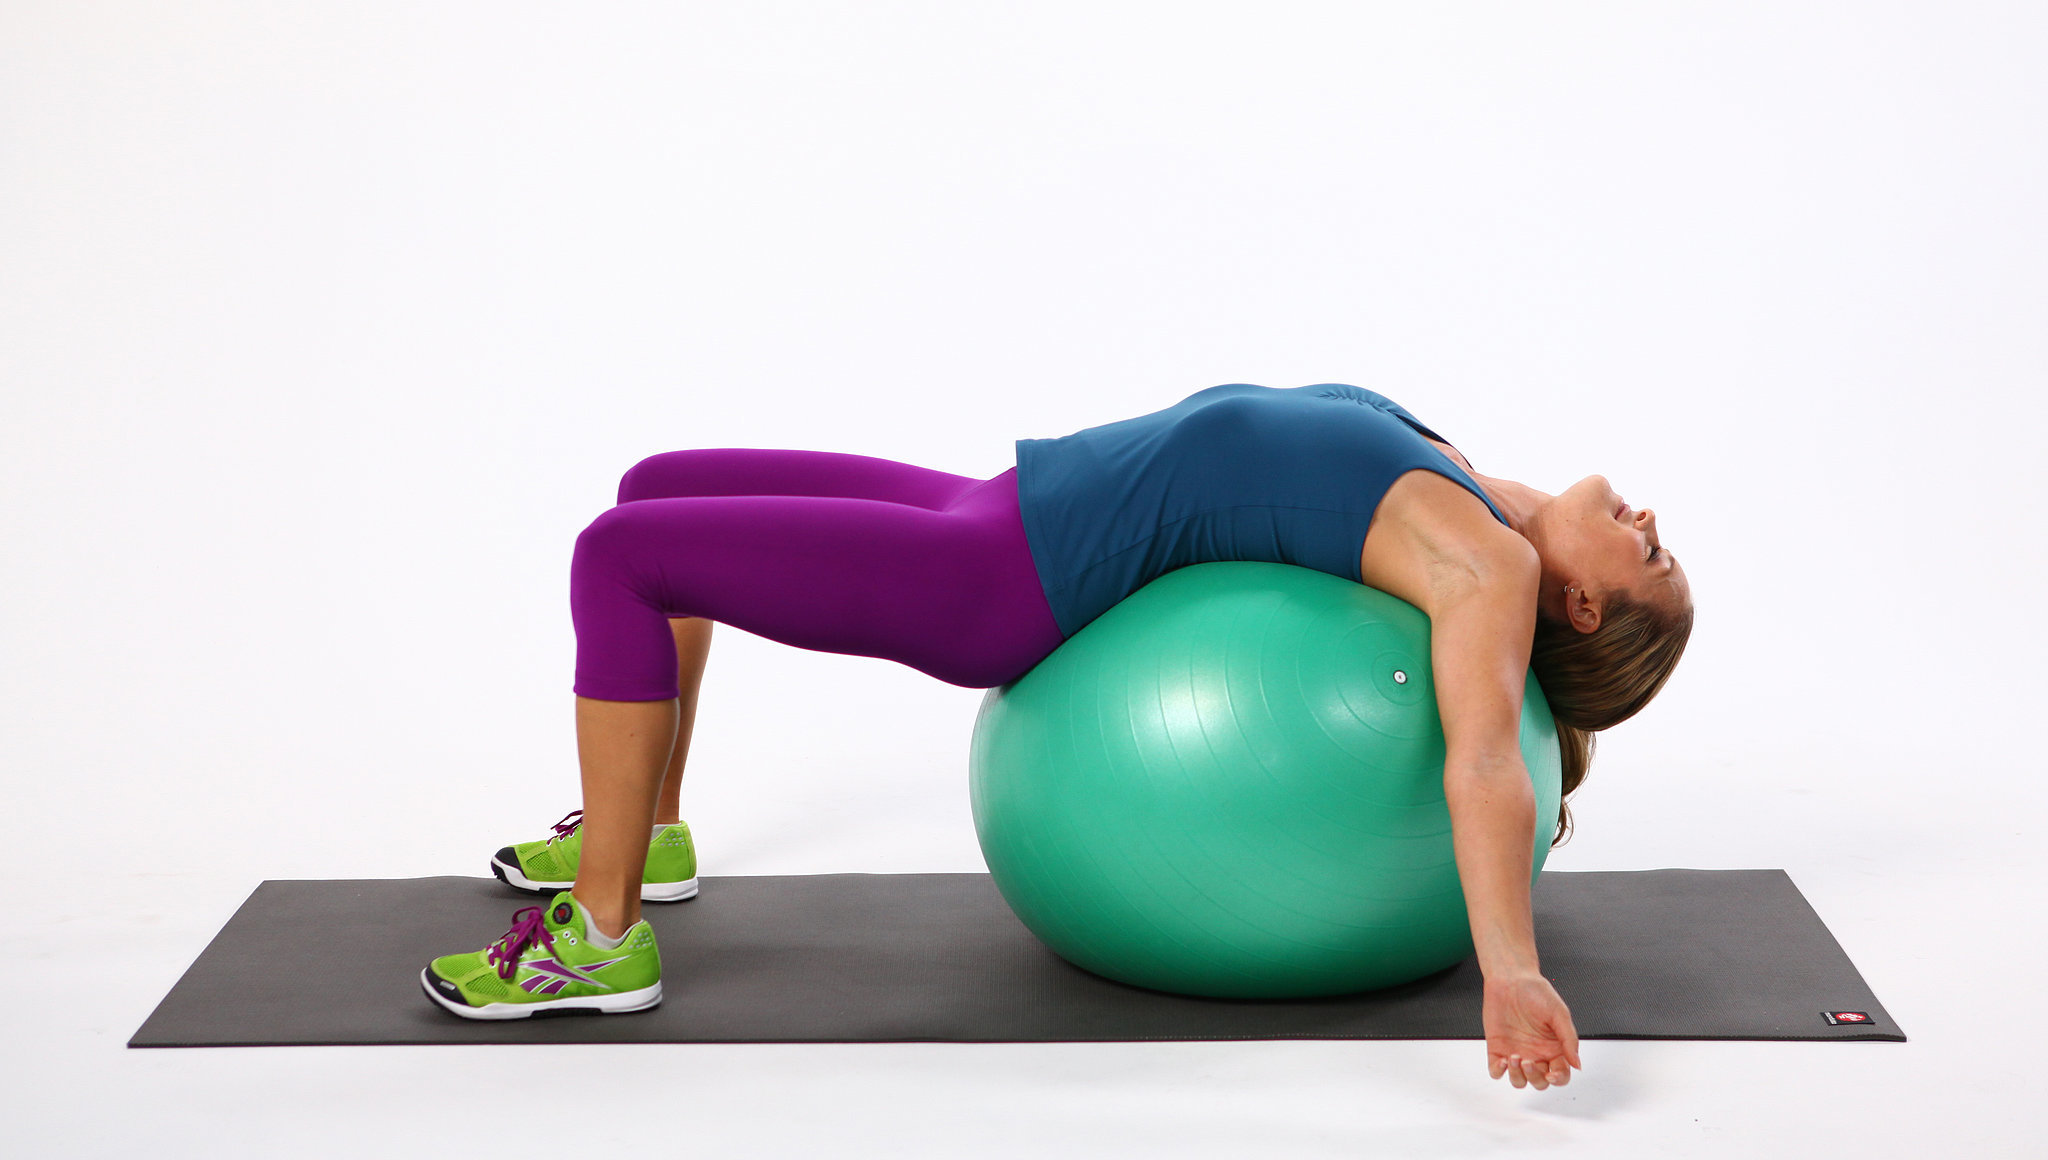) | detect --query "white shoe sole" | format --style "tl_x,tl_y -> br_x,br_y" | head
490,855 -> 700,903
421,970 -> 663,1020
